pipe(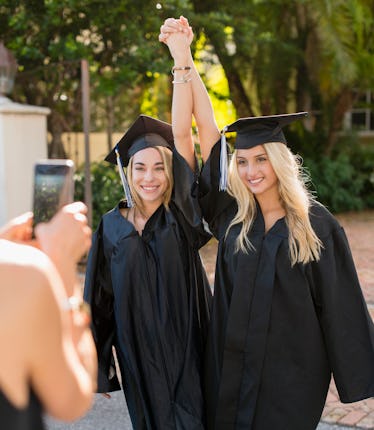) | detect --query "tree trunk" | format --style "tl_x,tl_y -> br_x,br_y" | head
48,113 -> 67,158
206,29 -> 254,117
106,95 -> 114,153
191,0 -> 254,117
324,89 -> 355,156
295,2 -> 315,115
